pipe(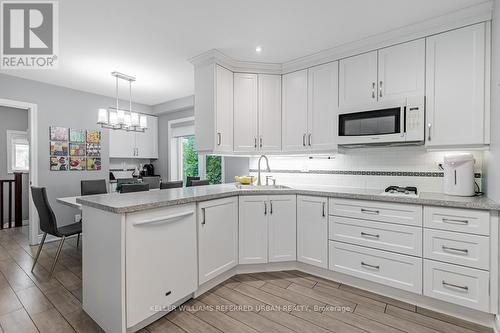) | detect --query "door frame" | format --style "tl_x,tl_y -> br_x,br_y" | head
0,98 -> 39,245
